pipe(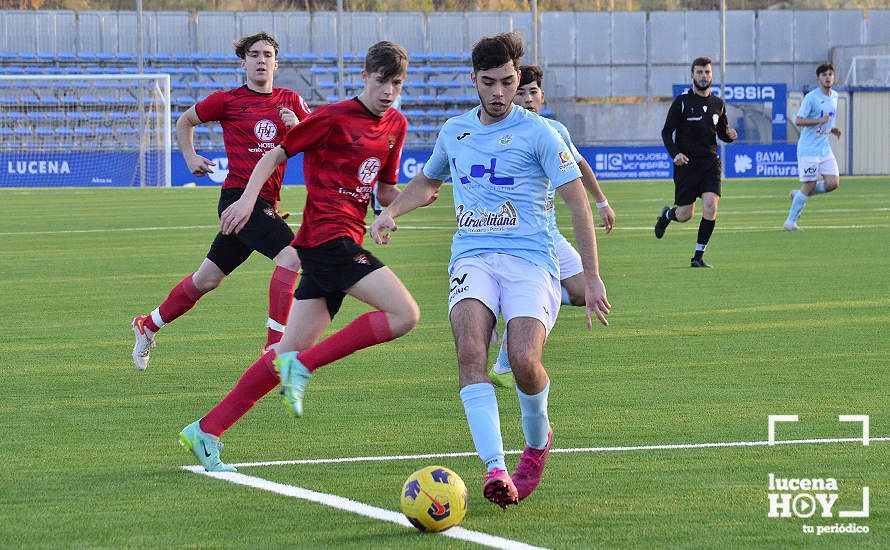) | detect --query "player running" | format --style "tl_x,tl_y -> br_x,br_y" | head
130,32 -> 311,370
371,33 -> 610,509
179,41 -> 419,473
784,62 -> 842,231
489,64 -> 616,389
